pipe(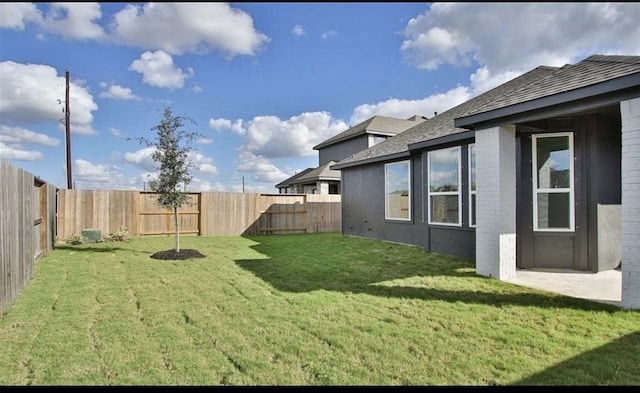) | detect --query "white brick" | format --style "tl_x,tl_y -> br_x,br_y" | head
621,97 -> 640,310
475,125 -> 516,280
